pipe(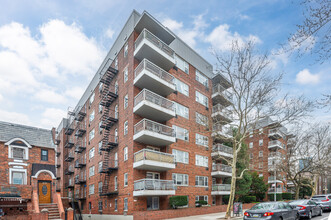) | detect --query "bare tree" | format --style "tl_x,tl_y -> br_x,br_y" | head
278,123 -> 331,199
212,40 -> 314,219
284,0 -> 331,63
